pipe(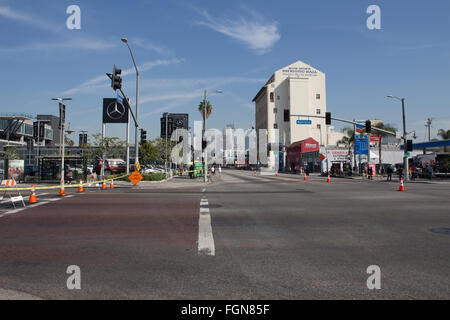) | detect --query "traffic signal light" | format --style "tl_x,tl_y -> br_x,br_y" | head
111,65 -> 122,91
325,112 -> 331,125
79,134 -> 88,147
140,129 -> 147,144
406,140 -> 413,151
365,120 -> 371,133
59,103 -> 66,128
